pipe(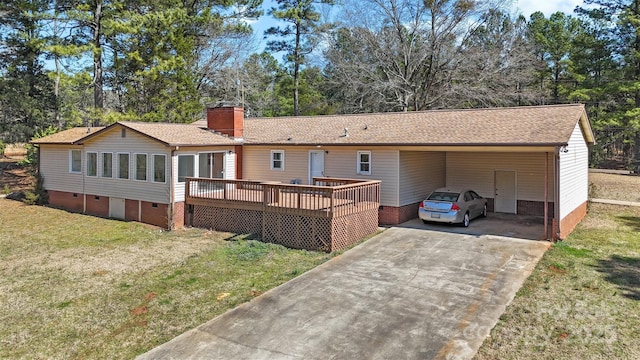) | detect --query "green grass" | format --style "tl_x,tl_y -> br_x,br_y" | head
476,203 -> 640,359
0,199 -> 334,359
